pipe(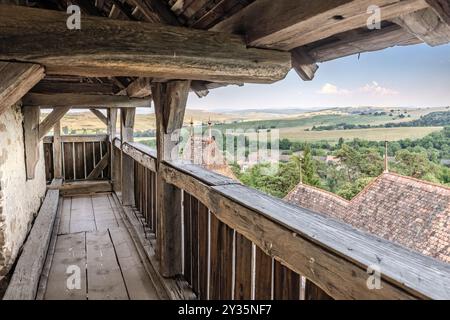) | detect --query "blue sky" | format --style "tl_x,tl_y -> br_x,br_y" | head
187,43 -> 450,111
